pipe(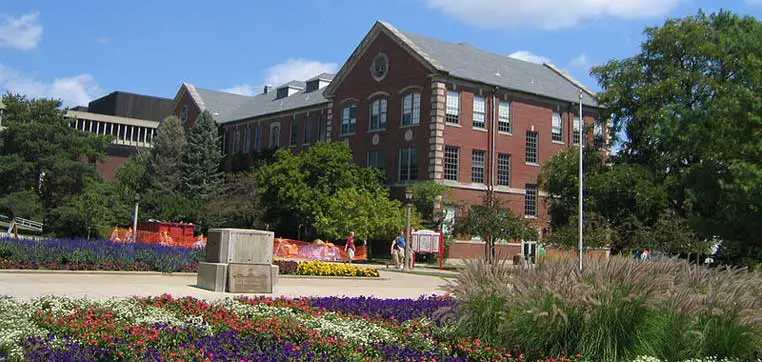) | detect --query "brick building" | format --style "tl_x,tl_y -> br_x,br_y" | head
168,21 -> 607,256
